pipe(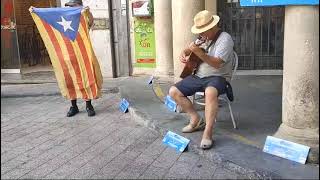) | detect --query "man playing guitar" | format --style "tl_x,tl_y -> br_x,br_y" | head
169,10 -> 235,149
